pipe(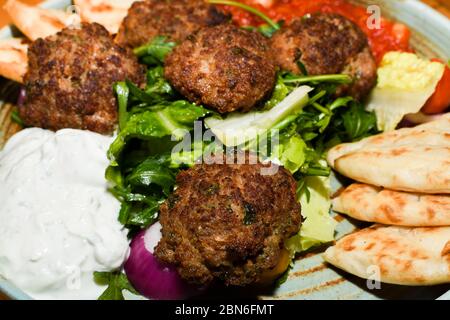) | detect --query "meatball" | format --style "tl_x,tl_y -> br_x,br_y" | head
116,0 -> 231,48
20,23 -> 145,134
270,13 -> 377,100
154,152 -> 301,286
164,24 -> 277,113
